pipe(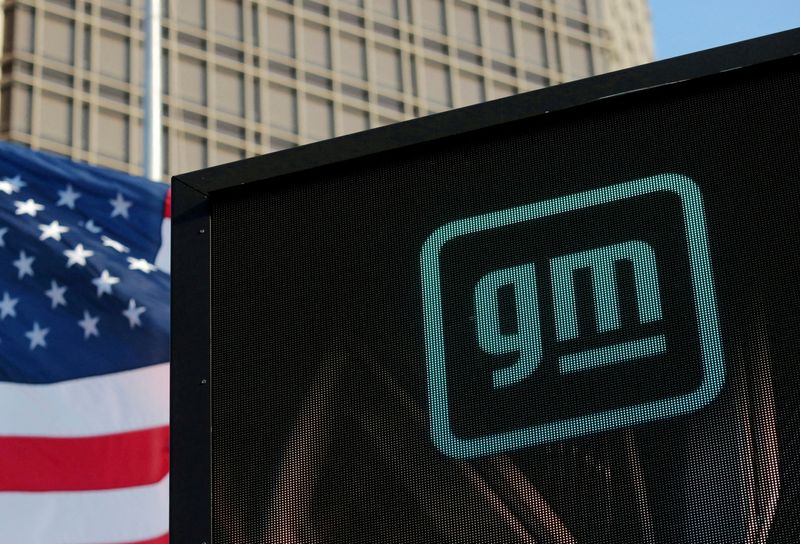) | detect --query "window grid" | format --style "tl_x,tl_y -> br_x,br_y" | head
0,0 -> 652,176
